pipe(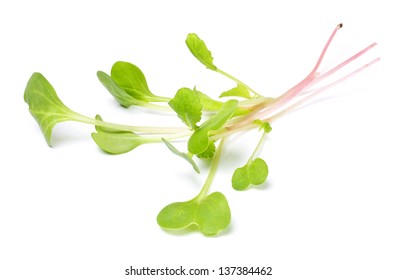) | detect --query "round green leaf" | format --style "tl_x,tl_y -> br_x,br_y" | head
248,158 -> 268,185
232,165 -> 250,191
195,192 -> 231,236
157,200 -> 196,230
157,192 -> 231,236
